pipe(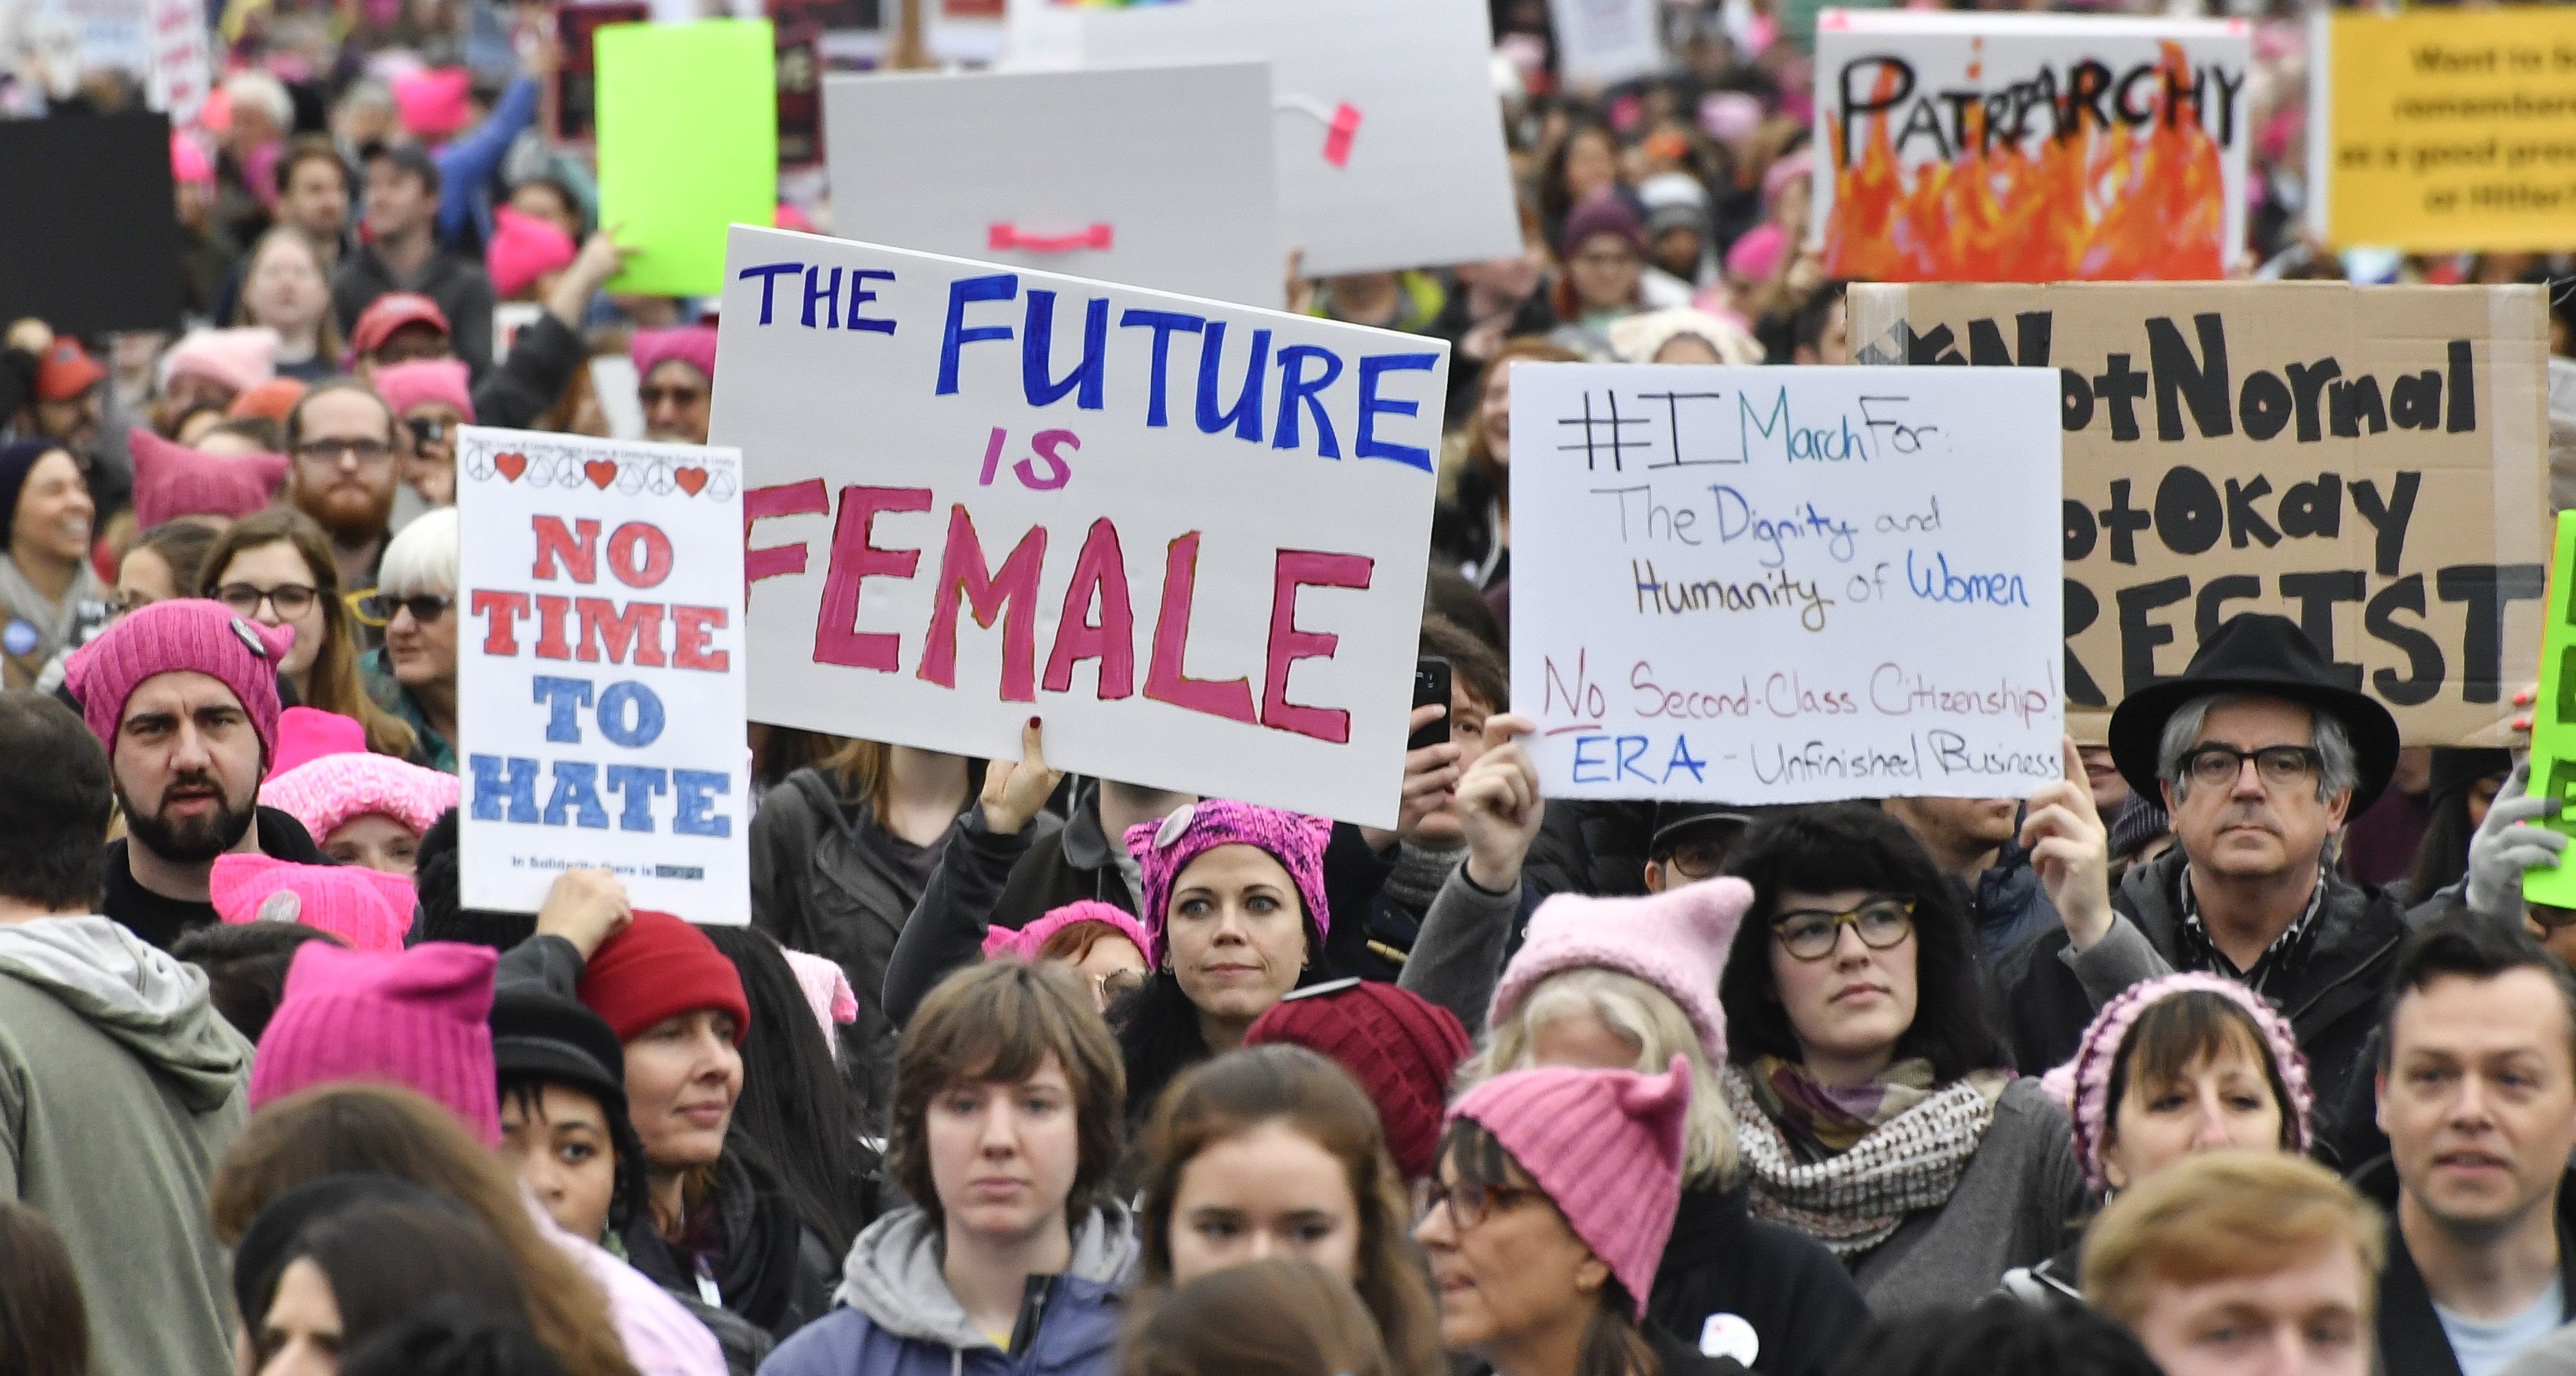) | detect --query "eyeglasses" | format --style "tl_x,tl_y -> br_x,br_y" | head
1772,897 -> 1917,962
405,417 -> 450,448
351,590 -> 453,627
2181,744 -> 2323,791
1420,1179 -> 1546,1230
638,386 -> 705,408
1090,969 -> 1147,1003
295,437 -> 396,466
1661,828 -> 1748,882
214,582 -> 318,617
